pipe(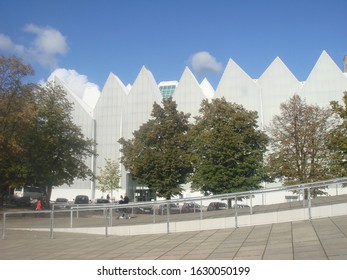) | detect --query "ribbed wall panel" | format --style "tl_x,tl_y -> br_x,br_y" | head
172,67 -> 205,120
93,73 -> 127,177
300,51 -> 347,106
122,66 -> 162,141
257,57 -> 302,127
215,59 -> 262,120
